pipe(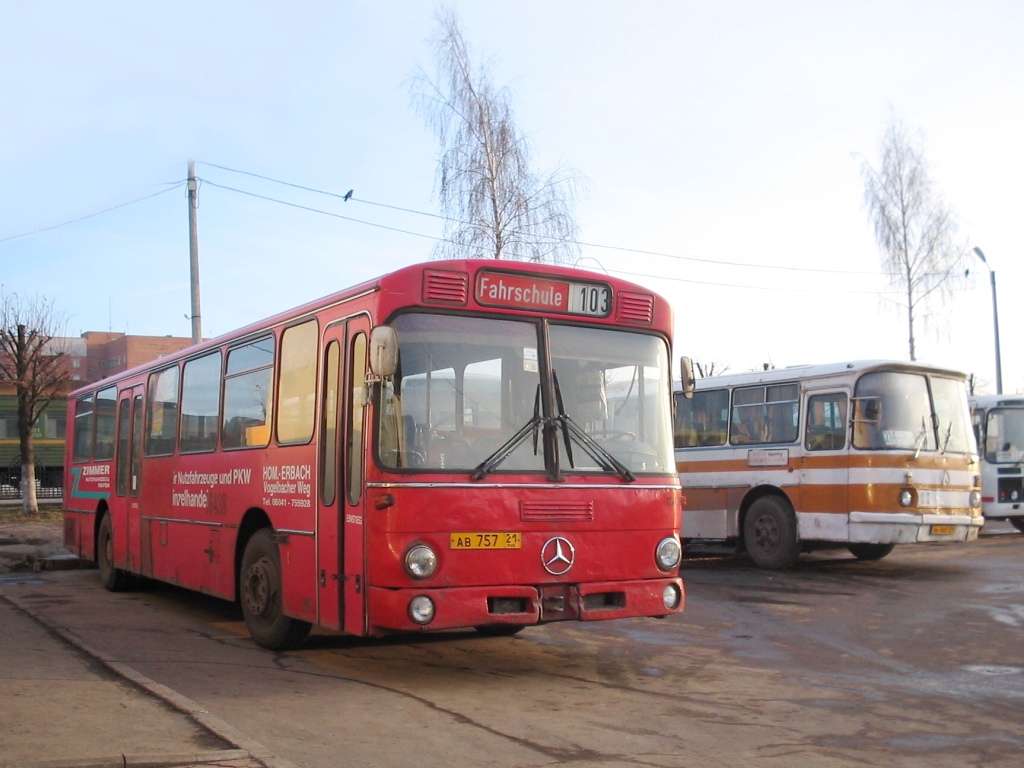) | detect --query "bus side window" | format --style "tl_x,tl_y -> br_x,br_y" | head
222,336 -> 275,450
806,393 -> 847,451
145,366 -> 180,457
674,389 -> 728,448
